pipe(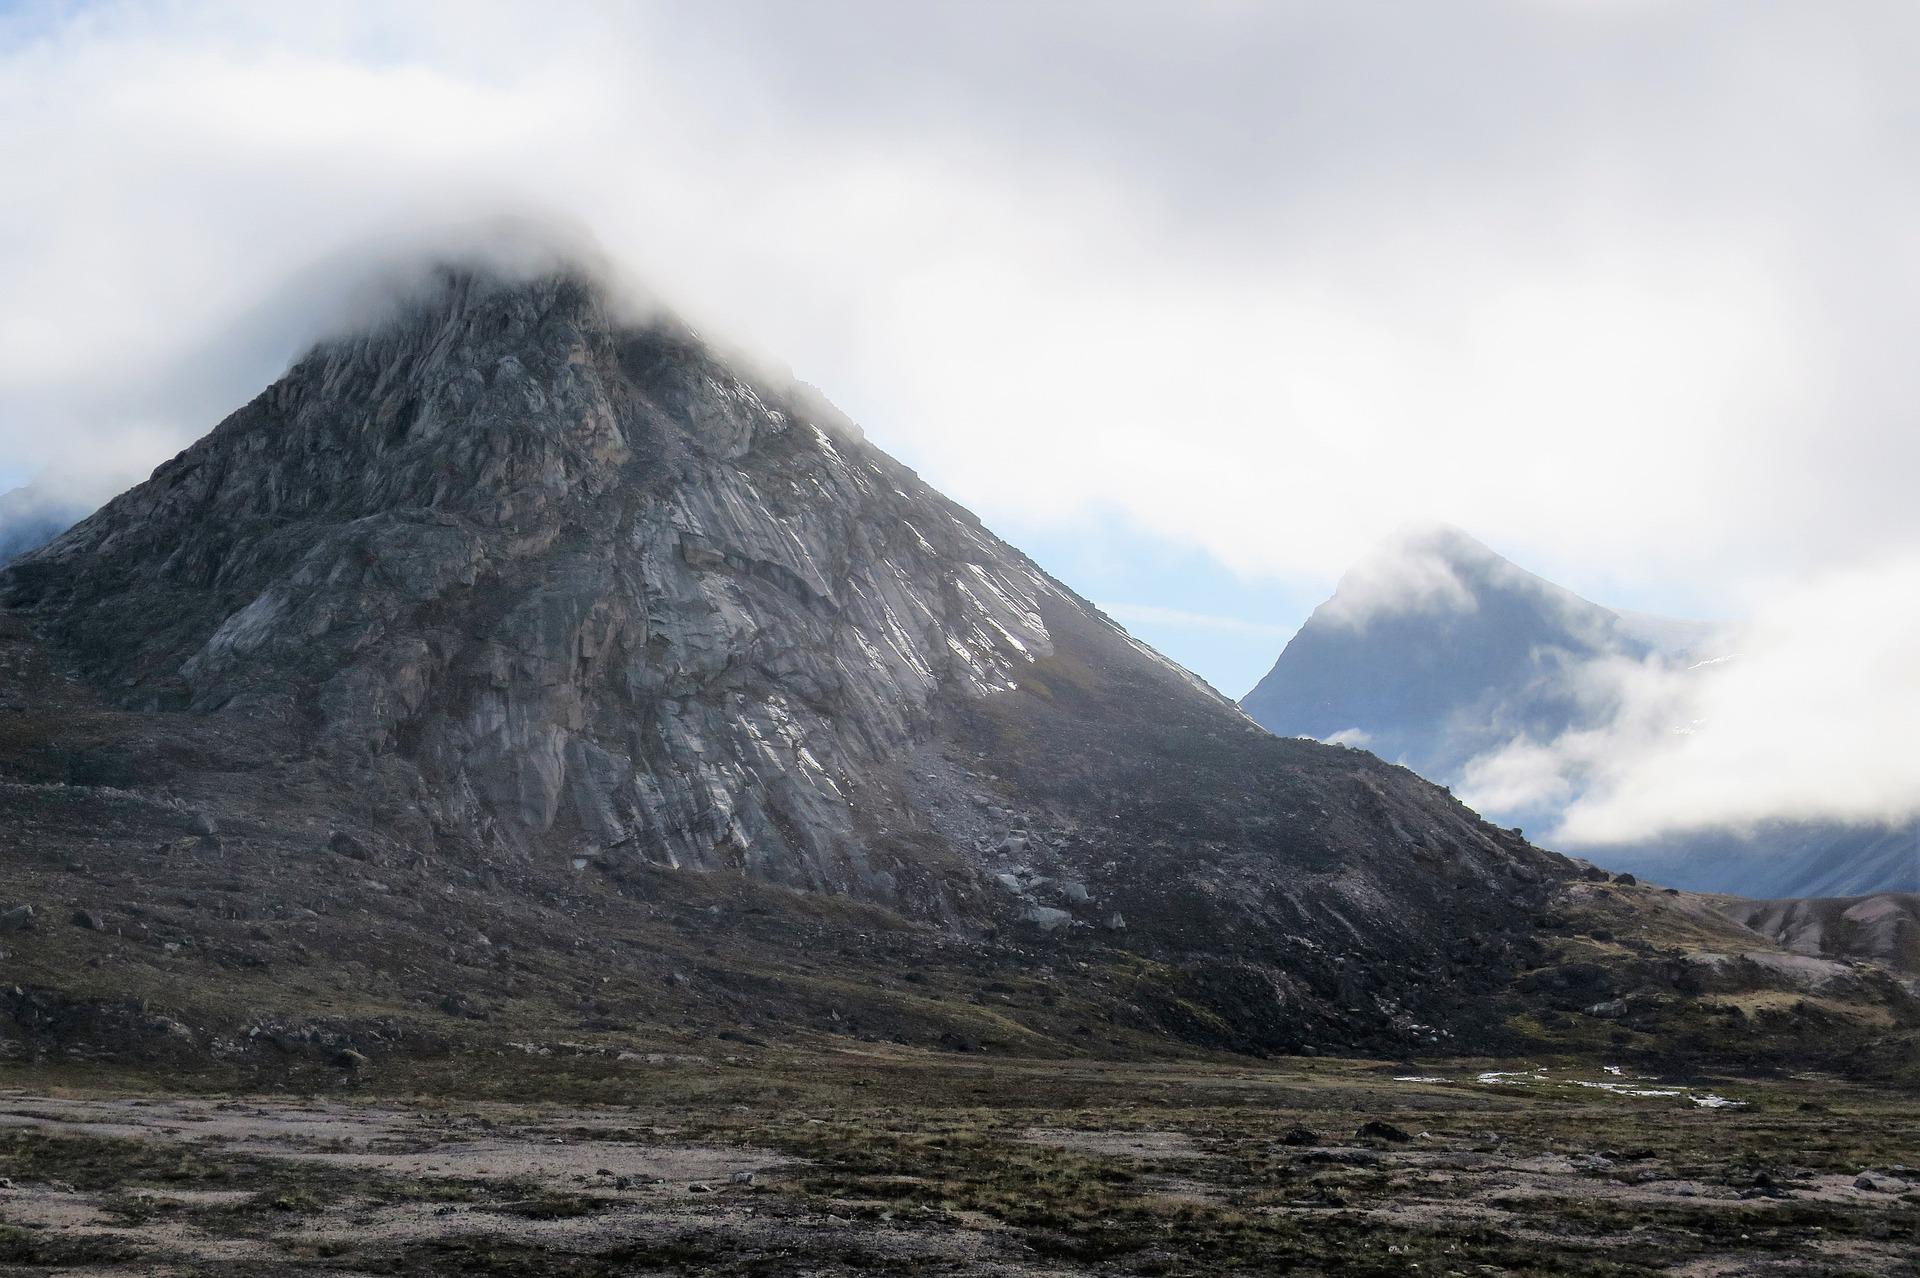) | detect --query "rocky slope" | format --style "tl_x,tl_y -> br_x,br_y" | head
0,261 -> 1911,1074
1241,527 -> 1917,899
1715,892 -> 1920,976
